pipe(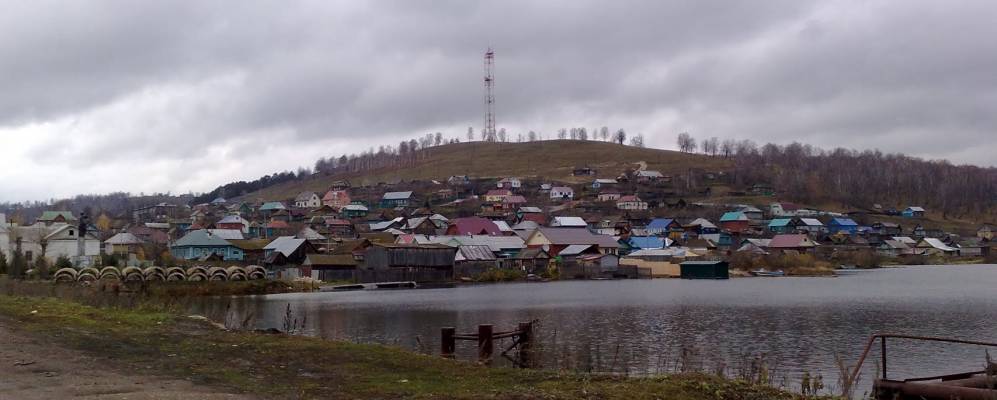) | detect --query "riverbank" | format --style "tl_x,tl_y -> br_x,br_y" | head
0,294 -> 835,400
